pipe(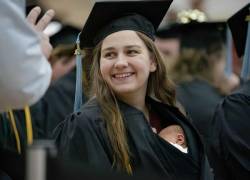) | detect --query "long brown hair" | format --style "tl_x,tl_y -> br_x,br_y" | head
84,31 -> 176,174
